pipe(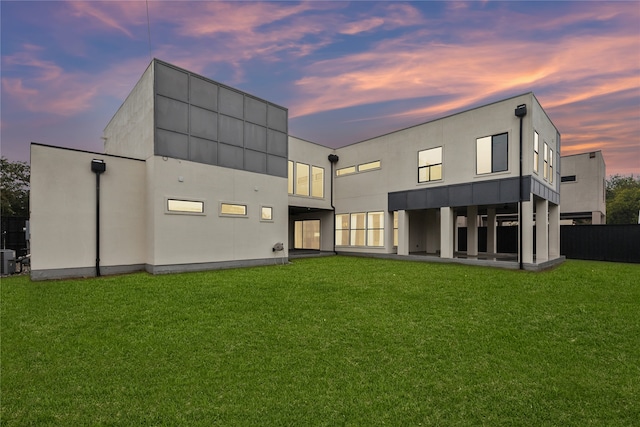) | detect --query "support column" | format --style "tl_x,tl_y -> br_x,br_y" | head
467,205 -> 478,256
487,208 -> 497,254
520,195 -> 534,265
454,211 -> 459,252
397,210 -> 410,256
440,207 -> 454,259
536,198 -> 549,262
549,203 -> 560,259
